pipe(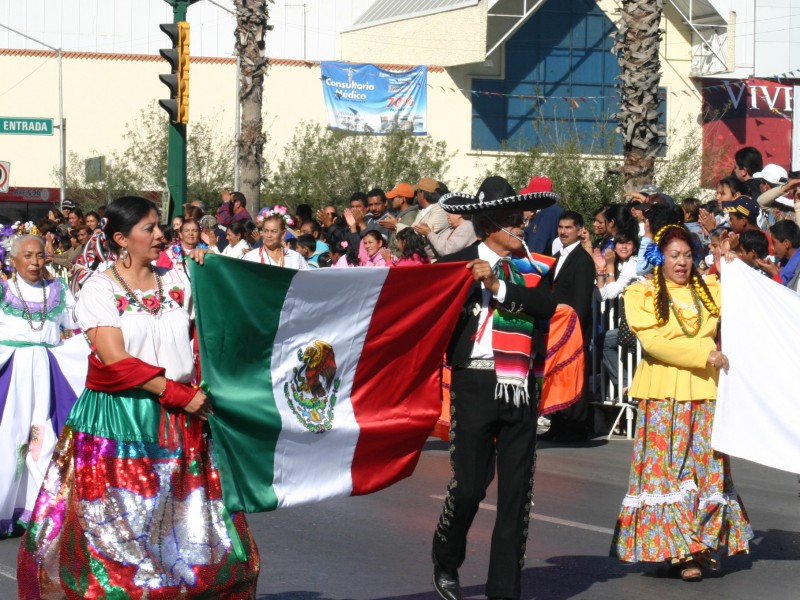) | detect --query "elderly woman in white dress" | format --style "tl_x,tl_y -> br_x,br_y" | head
0,235 -> 88,537
244,213 -> 307,269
